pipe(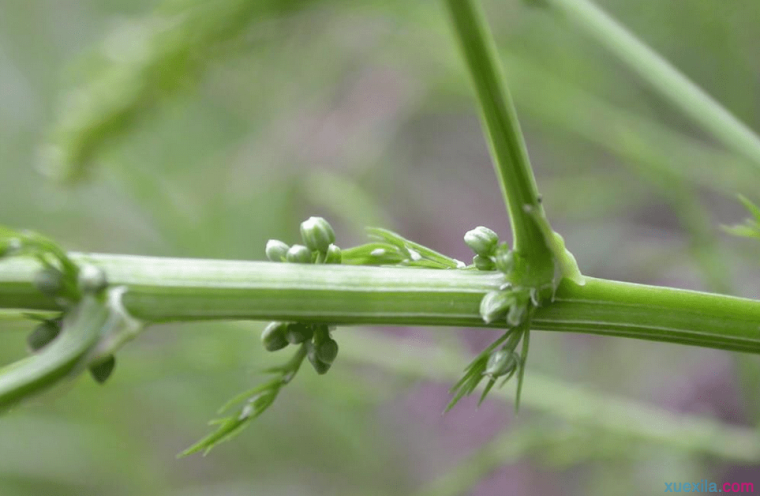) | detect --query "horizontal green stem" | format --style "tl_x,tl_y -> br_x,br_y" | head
1,254 -> 759,353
